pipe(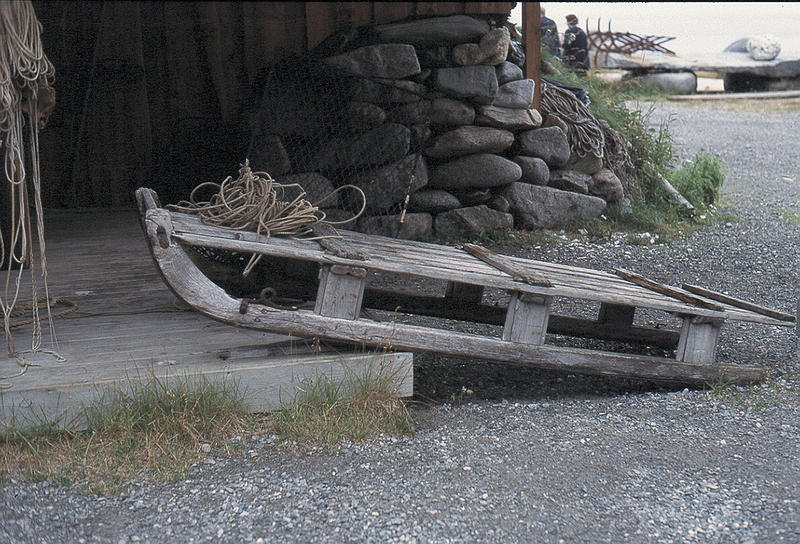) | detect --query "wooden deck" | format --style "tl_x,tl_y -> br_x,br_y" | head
0,209 -> 412,431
